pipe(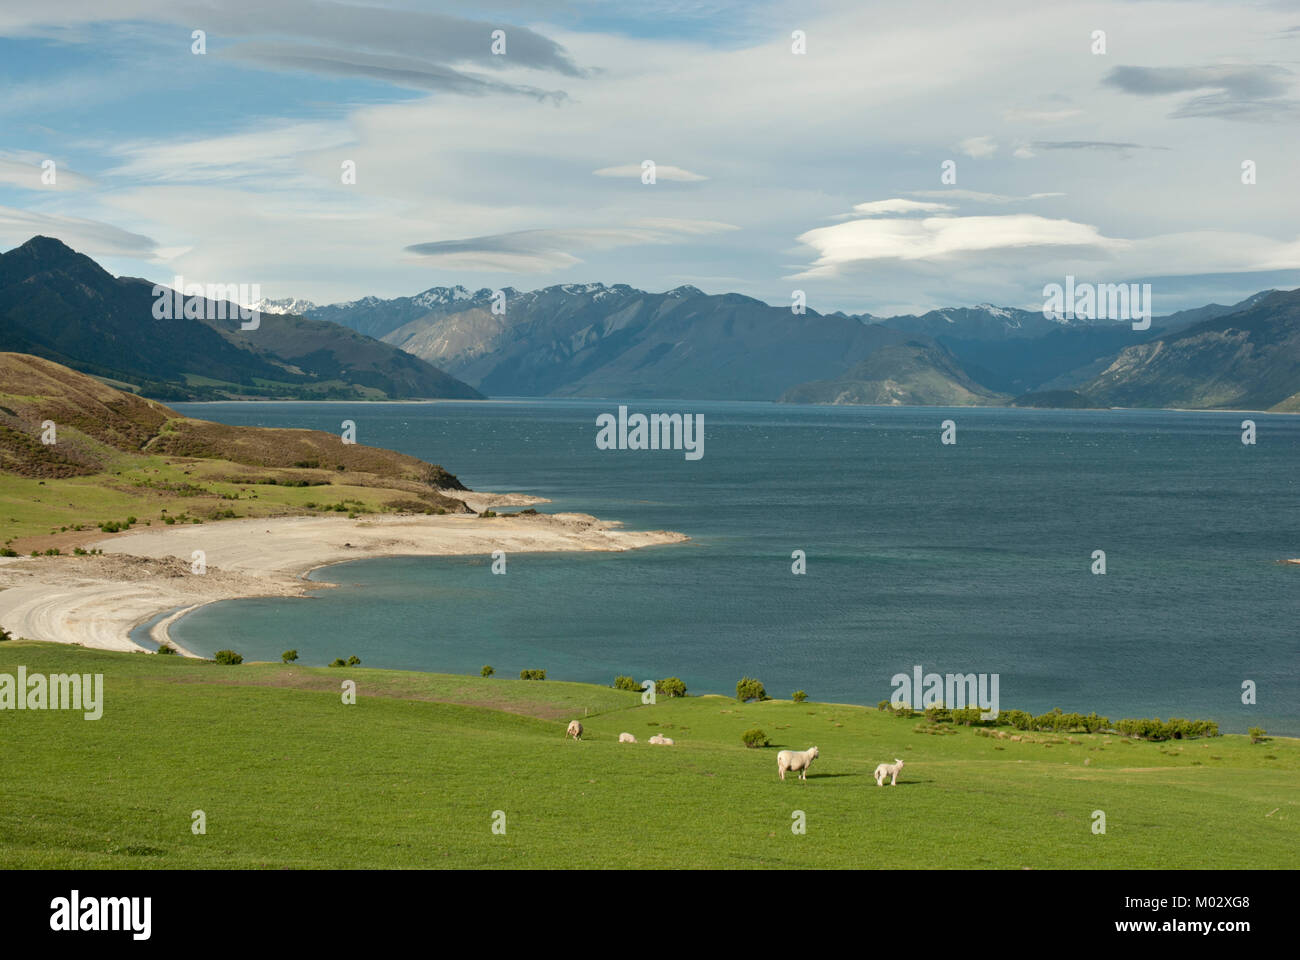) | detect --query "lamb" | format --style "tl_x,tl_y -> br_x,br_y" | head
619,732 -> 637,743
647,734 -> 675,745
566,720 -> 583,741
873,758 -> 904,786
777,746 -> 819,781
